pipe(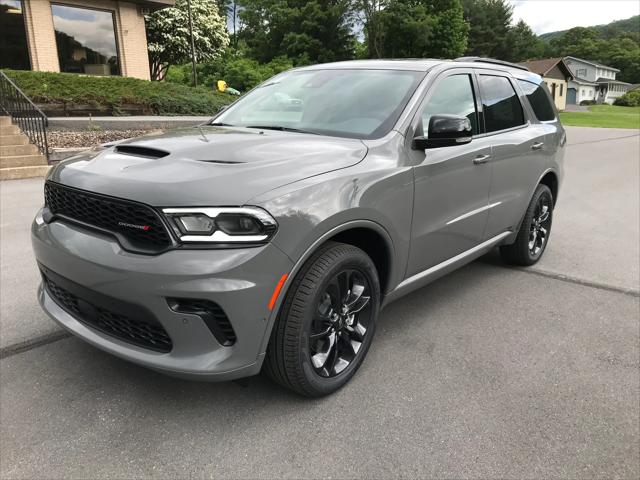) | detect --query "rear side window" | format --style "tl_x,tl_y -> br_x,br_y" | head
517,80 -> 556,121
478,75 -> 525,132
